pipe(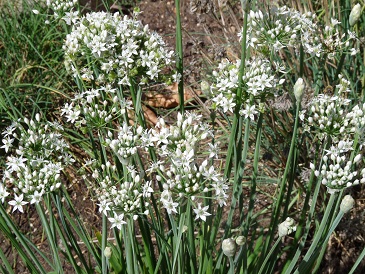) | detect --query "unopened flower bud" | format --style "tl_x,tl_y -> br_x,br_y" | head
104,247 -> 112,259
222,238 -> 236,257
340,195 -> 355,213
354,154 -> 362,164
278,217 -> 297,237
201,80 -> 210,94
293,78 -> 305,102
236,236 -> 246,246
349,4 -> 362,27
